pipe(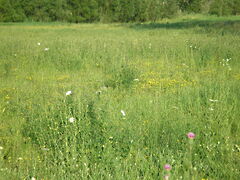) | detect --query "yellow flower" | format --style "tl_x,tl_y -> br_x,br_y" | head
5,95 -> 10,100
